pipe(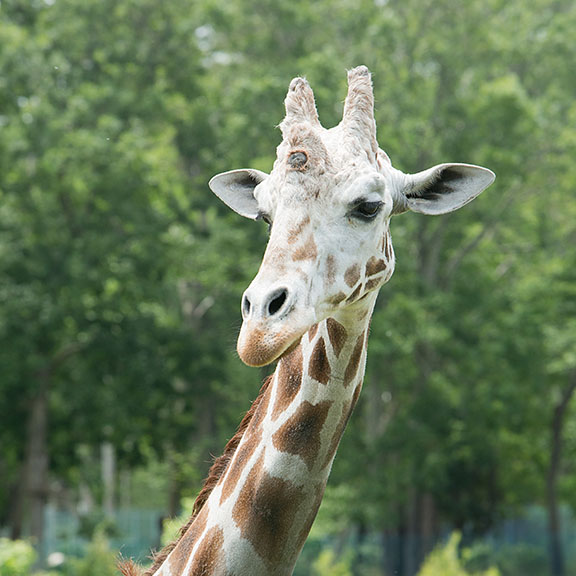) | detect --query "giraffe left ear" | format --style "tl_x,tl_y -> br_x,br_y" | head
209,169 -> 269,219
402,163 -> 495,216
